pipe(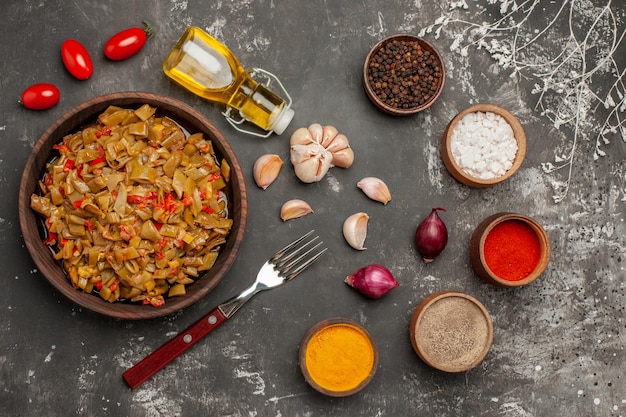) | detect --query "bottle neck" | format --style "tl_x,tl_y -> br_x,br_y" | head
227,75 -> 291,133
